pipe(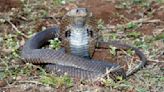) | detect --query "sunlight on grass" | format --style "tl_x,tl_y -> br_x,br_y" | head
40,74 -> 73,87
